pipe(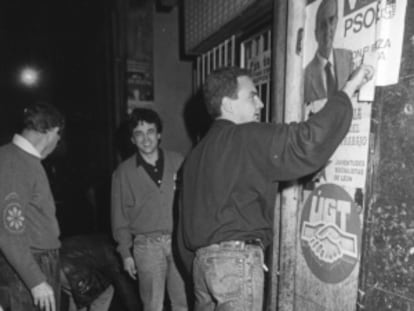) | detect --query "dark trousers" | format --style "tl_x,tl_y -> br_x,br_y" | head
0,249 -> 60,311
